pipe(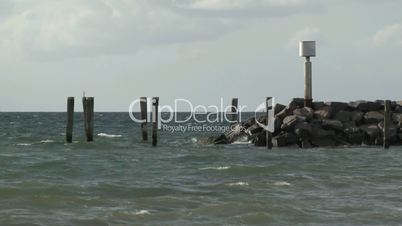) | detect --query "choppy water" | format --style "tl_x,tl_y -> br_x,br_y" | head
1,113 -> 402,225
